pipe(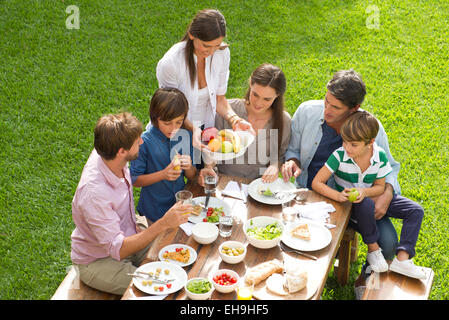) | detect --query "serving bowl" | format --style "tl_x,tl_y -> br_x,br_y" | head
243,216 -> 284,249
210,269 -> 239,293
218,241 -> 246,264
184,278 -> 214,300
192,222 -> 219,244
